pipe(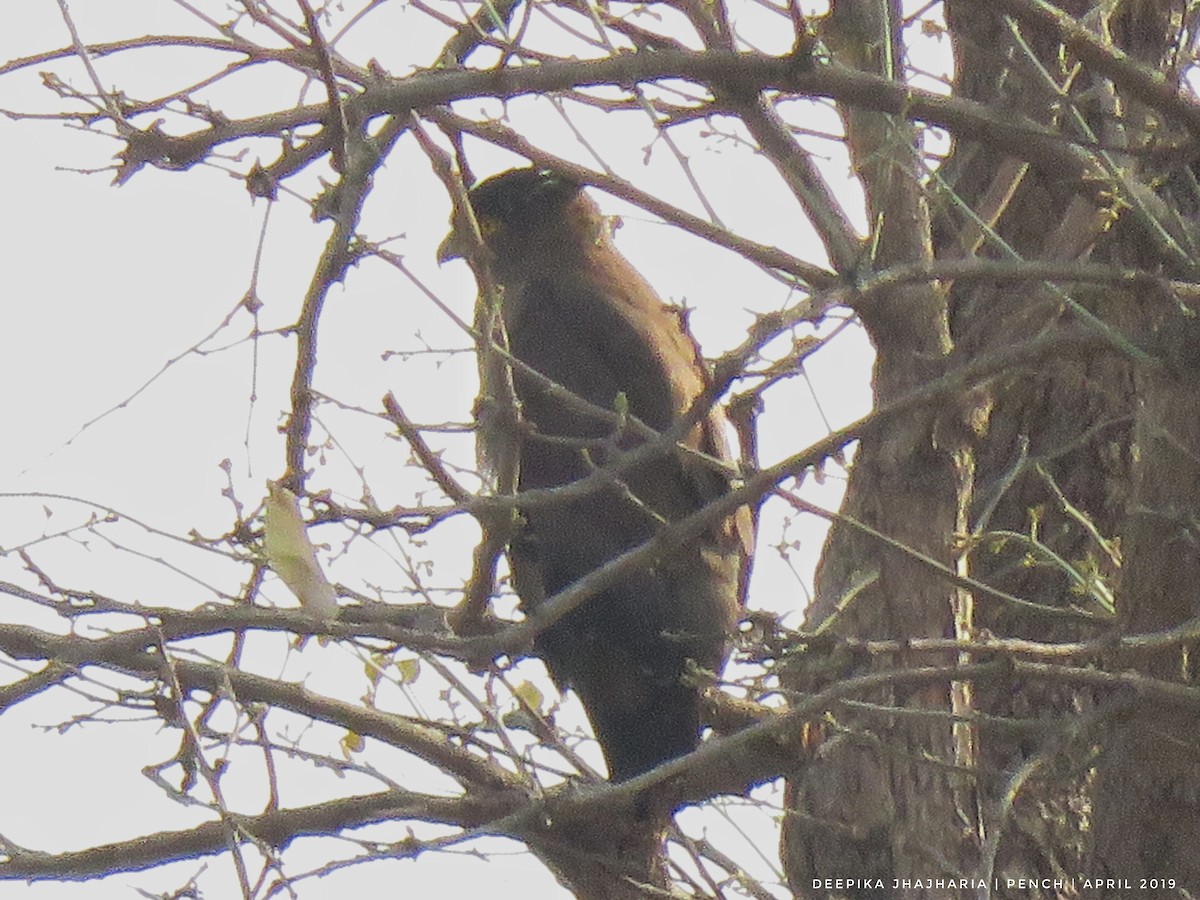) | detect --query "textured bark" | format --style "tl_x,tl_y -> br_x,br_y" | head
1088,287 -> 1200,897
526,808 -> 669,900
783,2 -> 974,895
935,15 -> 1134,890
783,0 -> 1200,896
